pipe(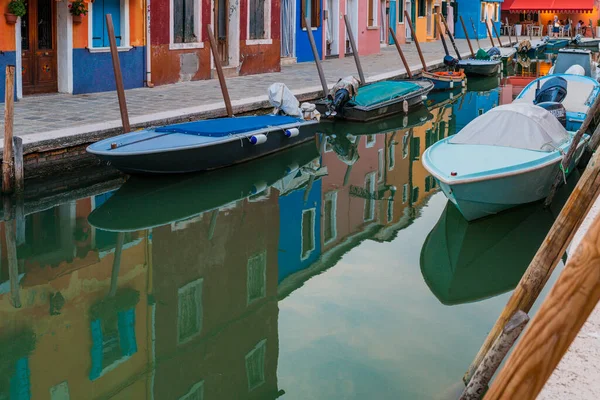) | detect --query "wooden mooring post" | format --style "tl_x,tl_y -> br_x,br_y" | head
3,65 -> 15,194
440,13 -> 461,60
388,27 -> 413,79
460,16 -> 476,57
464,137 -> 600,384
106,14 -> 131,133
491,19 -> 504,47
485,21 -> 496,48
505,18 -> 514,46
207,24 -> 234,117
485,212 -> 600,400
344,14 -> 366,84
109,232 -> 125,297
590,19 -> 596,39
469,17 -> 482,49
435,17 -> 450,57
304,18 -> 329,98
405,11 -> 427,72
